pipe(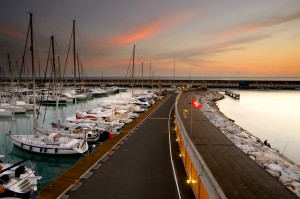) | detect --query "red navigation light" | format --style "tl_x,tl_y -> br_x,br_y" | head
109,132 -> 114,140
192,98 -> 202,109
